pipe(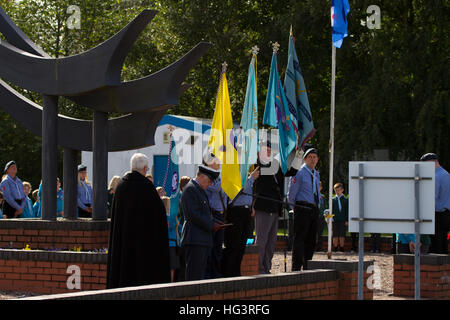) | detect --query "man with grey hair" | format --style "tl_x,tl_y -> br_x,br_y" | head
107,153 -> 170,288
